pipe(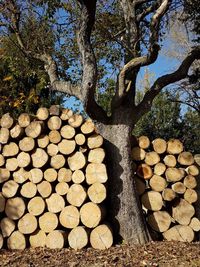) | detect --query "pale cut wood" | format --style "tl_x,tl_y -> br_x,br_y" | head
67,184 -> 87,207
0,154 -> 5,166
18,213 -> 37,234
149,175 -> 167,192
88,148 -> 105,163
5,197 -> 25,220
44,168 -> 58,182
185,165 -> 199,176
81,119 -> 95,134
0,193 -> 6,212
60,125 -> 76,139
29,168 -> 43,184
152,138 -> 167,154
0,234 -> 3,249
87,134 -> 103,149
0,168 -> 10,183
68,226 -> 88,250
79,146 -> 88,153
163,225 -> 194,242
0,217 -> 15,237
189,217 -> 200,232
90,224 -> 113,249
46,193 -> 65,213
80,202 -> 104,228
32,148 -> 48,168
55,182 -> 69,195
37,181 -> 52,198
134,176 -> 146,196
10,124 -> 24,139
162,188 -> 176,201
178,152 -> 194,166
163,155 -> 177,167
136,163 -> 153,180
59,206 -> 80,229
19,136 -> 35,152
86,163 -> 108,184
131,147 -> 145,161
171,182 -> 186,194
58,139 -> 76,155
2,180 -> 19,198
7,231 -> 26,249
72,170 -> 85,184
0,128 -> 9,144
47,116 -> 62,130
165,168 -> 185,182
49,130 -> 61,144
60,108 -> 73,120
138,136 -> 150,149
50,154 -> 65,169
148,211 -> 171,232
13,168 -> 29,184
37,135 -> 49,148
141,191 -> 163,211
145,151 -> 160,166
46,230 -> 65,249
167,139 -> 184,154
183,175 -> 197,189
28,196 -> 45,216
25,121 -> 43,138
17,152 -> 31,168
68,152 -> 86,171
154,163 -> 166,176
1,113 -> 14,128
3,142 -> 19,157
68,114 -> 83,128
36,107 -> 49,120
6,158 -> 18,171
29,230 -> 46,248
58,168 -> 72,182
47,143 -> 59,156
49,105 -> 60,116
39,212 -> 58,233
20,182 -> 37,198
194,154 -> 200,166
184,188 -> 198,204
75,133 -> 86,146
88,183 -> 106,204
172,198 -> 195,225
18,113 -> 31,127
